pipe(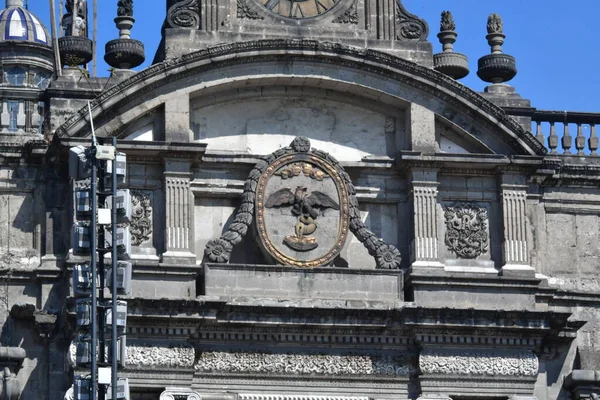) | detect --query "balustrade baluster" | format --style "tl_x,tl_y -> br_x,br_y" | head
590,124 -> 598,156
535,121 -> 544,144
548,122 -> 558,154
562,123 -> 572,154
575,123 -> 585,155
